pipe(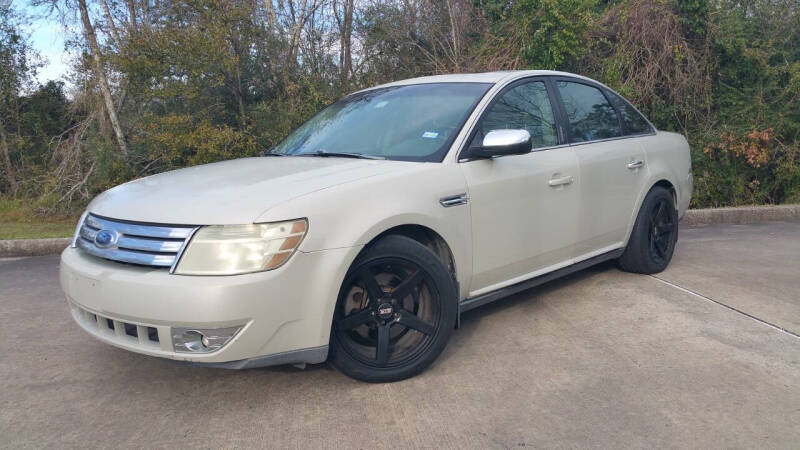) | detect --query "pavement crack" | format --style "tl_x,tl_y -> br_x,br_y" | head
649,275 -> 800,340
